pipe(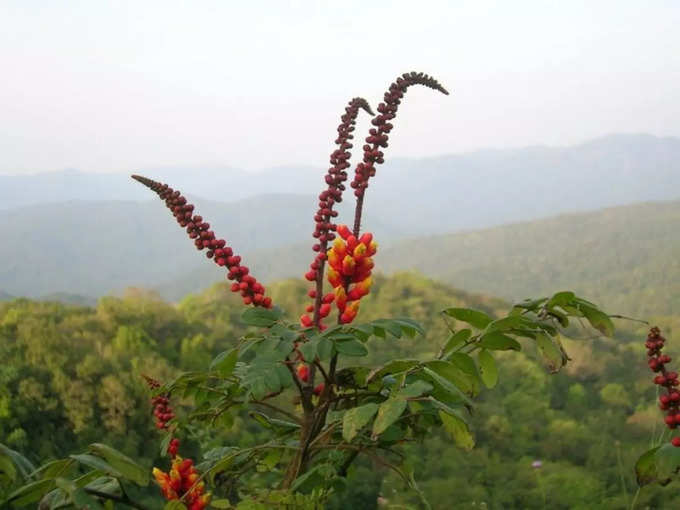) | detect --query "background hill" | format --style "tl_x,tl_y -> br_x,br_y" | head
165,200 -> 680,320
2,134 -> 679,302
